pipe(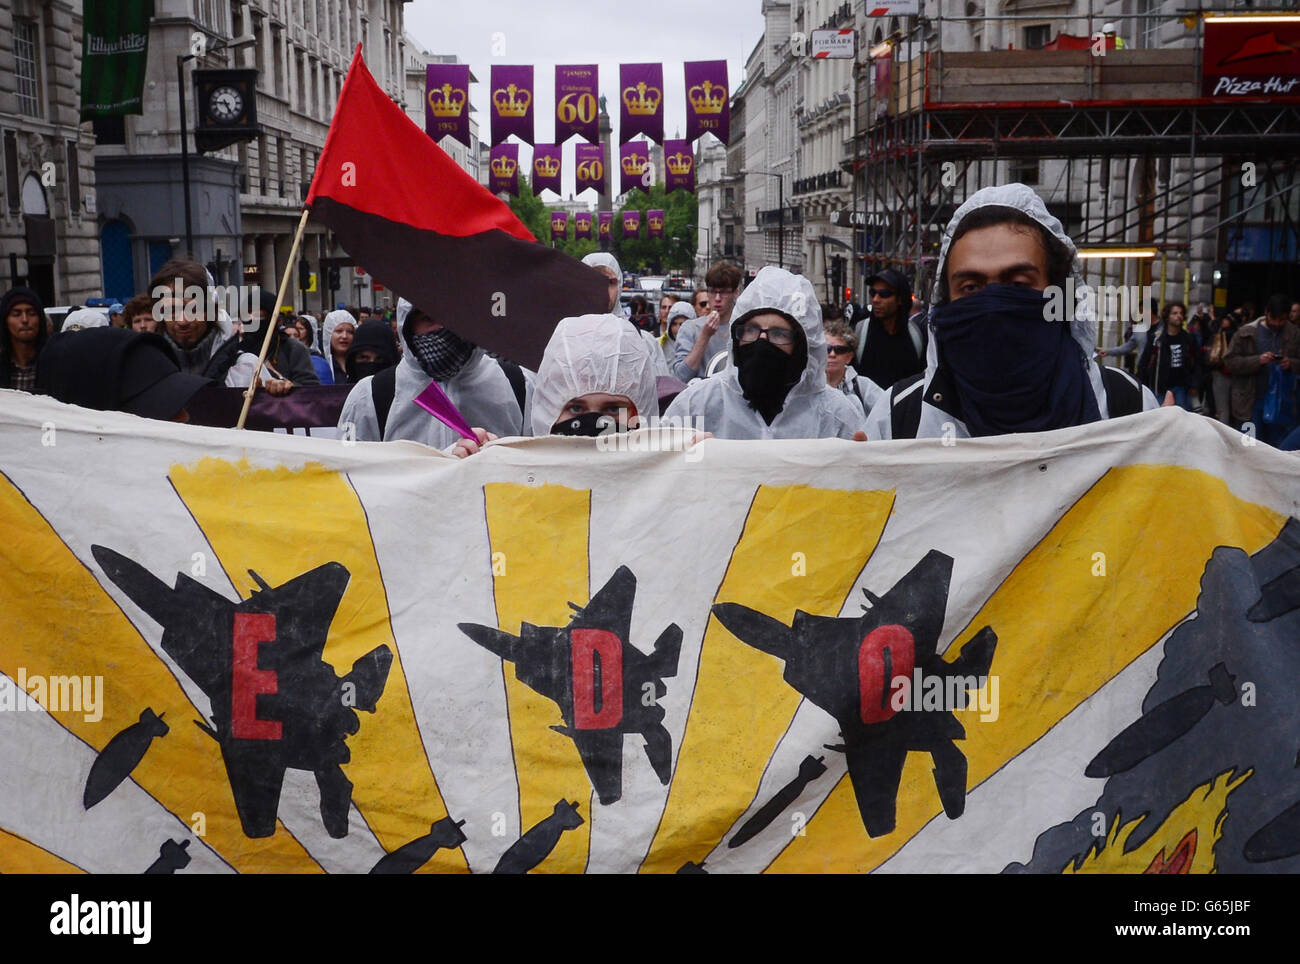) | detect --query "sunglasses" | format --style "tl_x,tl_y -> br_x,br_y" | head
869,288 -> 895,299
826,345 -> 853,356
